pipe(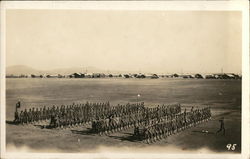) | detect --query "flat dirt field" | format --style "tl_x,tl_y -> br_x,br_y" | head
5,78 -> 241,153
